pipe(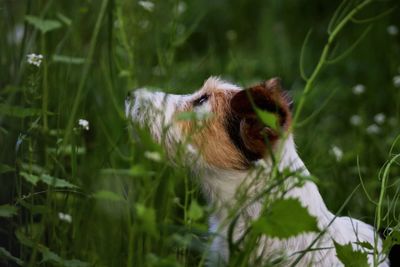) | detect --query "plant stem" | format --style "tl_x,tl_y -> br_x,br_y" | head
292,0 -> 372,128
